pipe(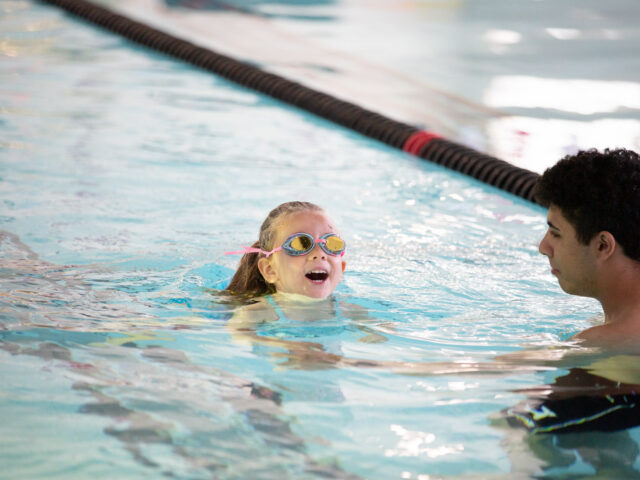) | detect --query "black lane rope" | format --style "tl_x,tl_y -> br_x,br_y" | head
41,0 -> 541,203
